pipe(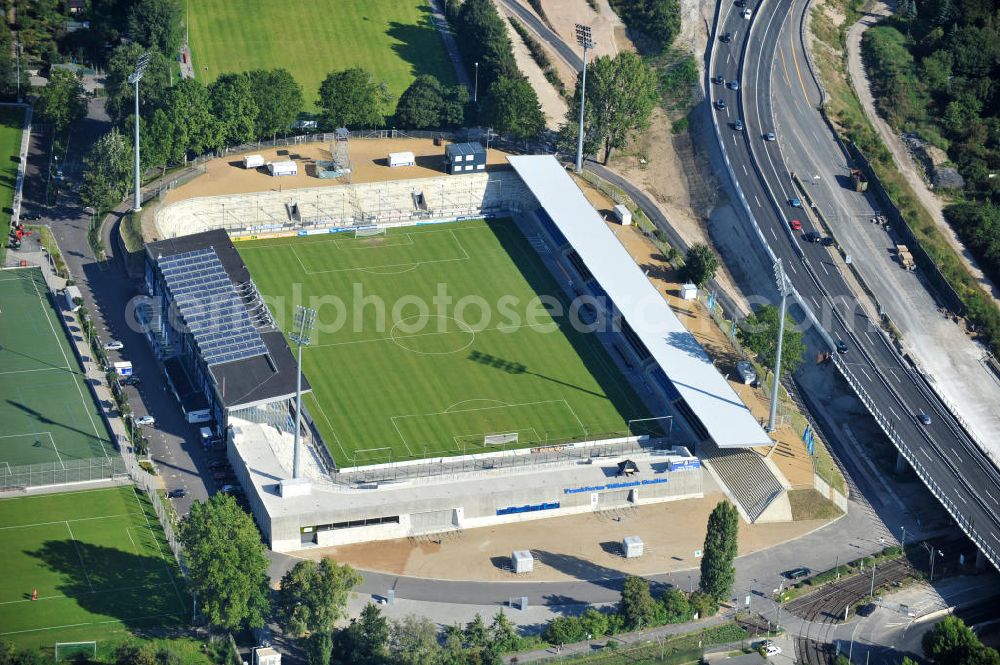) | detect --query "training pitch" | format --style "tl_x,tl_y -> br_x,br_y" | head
0,106 -> 23,265
187,0 -> 457,109
0,268 -> 113,475
0,486 -> 188,652
238,219 -> 656,467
